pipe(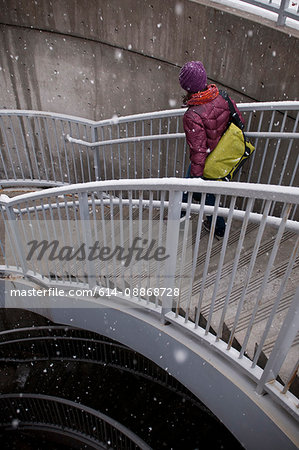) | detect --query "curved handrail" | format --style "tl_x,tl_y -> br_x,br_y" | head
0,393 -> 151,449
0,102 -> 298,188
1,178 -> 299,420
0,103 -> 298,426
0,326 -> 202,405
1,100 -> 299,124
210,0 -> 299,27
